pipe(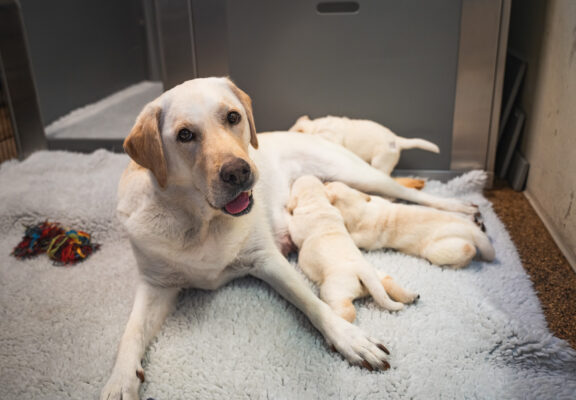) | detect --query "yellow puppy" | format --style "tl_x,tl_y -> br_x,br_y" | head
287,175 -> 419,322
290,115 -> 440,175
325,182 -> 495,269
